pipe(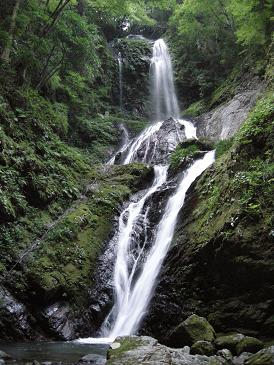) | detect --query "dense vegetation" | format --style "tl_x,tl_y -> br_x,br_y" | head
168,0 -> 273,105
